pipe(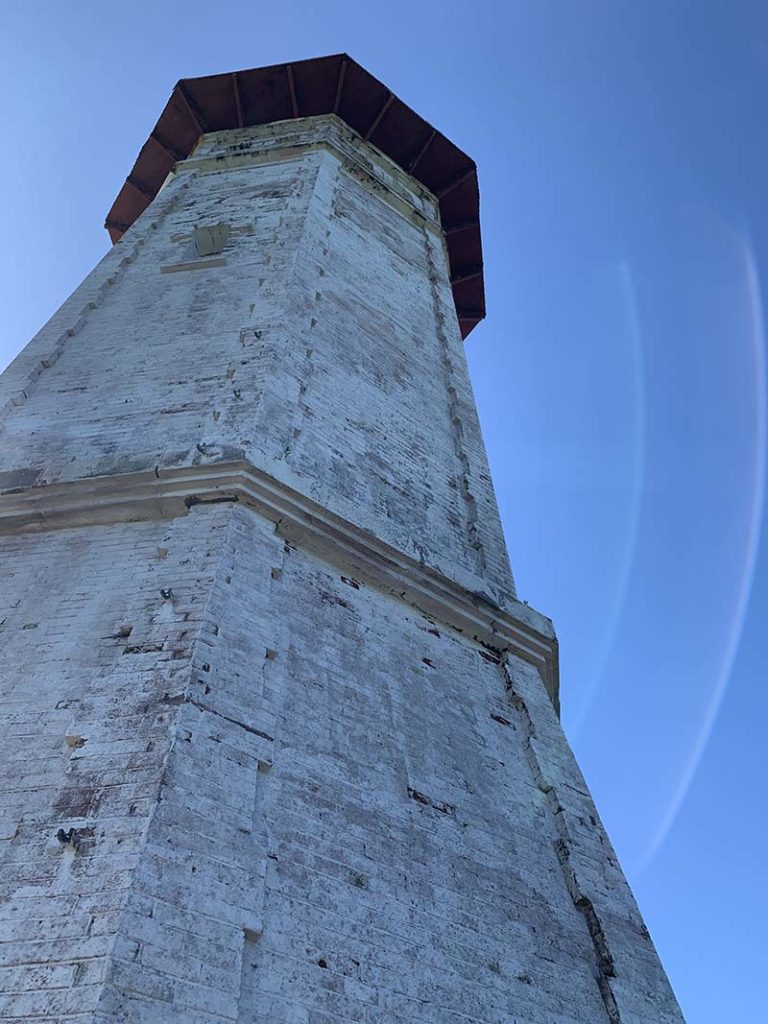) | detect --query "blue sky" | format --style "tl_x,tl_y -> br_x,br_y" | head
2,2 -> 766,1019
